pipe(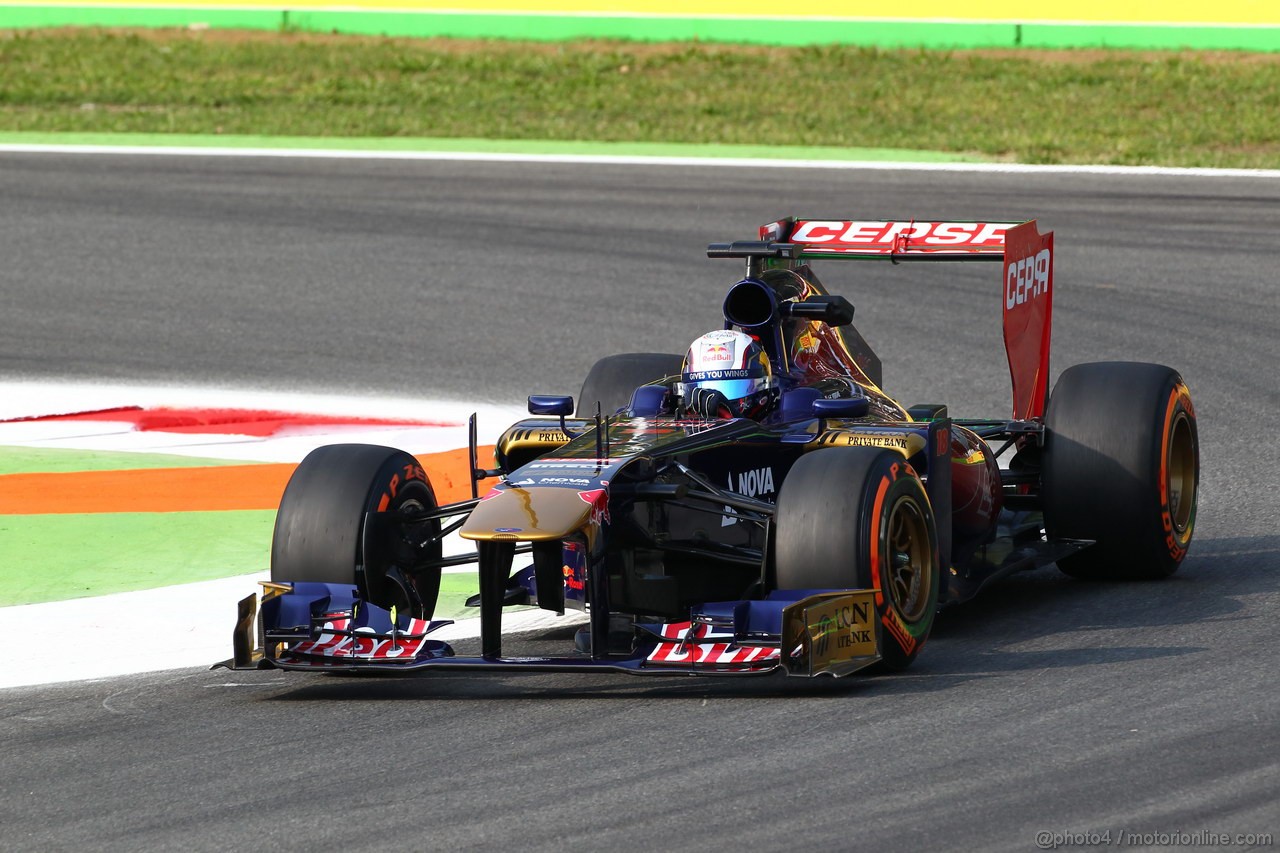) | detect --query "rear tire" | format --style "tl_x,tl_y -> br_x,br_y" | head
1042,362 -> 1198,580
576,352 -> 684,417
271,444 -> 442,618
774,448 -> 939,671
